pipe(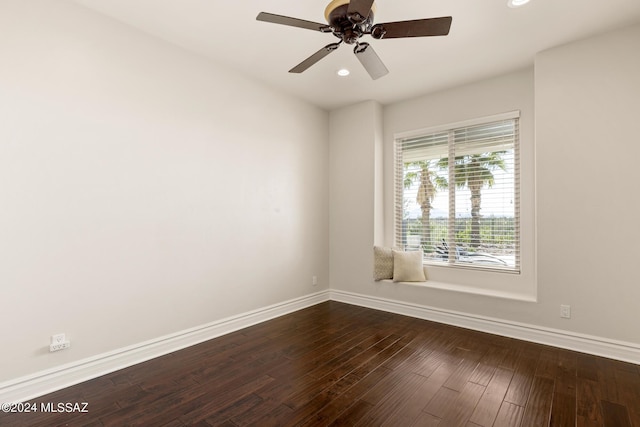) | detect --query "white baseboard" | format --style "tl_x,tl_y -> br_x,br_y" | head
0,290 -> 331,404
330,289 -> 640,365
4,288 -> 639,404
